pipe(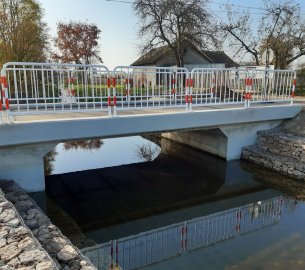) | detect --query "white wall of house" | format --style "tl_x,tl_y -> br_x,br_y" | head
185,64 -> 225,71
